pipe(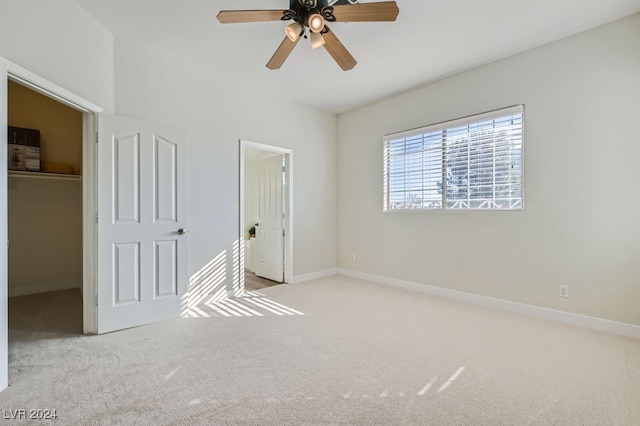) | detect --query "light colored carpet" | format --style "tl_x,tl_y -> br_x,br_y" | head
3,276 -> 640,425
